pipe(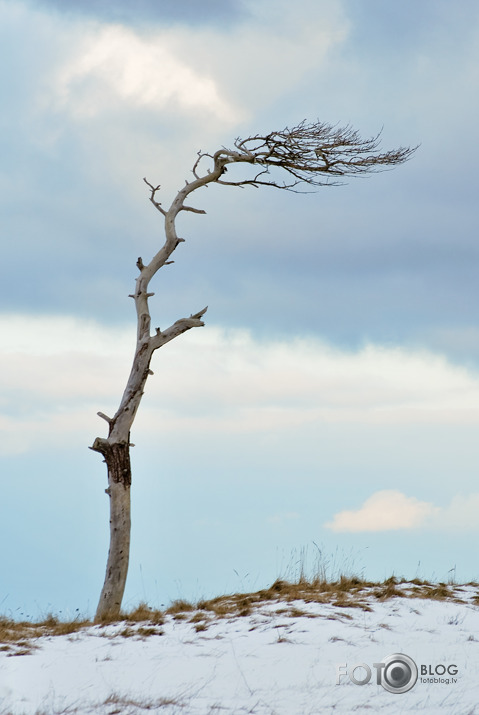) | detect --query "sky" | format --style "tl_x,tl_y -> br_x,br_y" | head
1,0 -> 479,619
